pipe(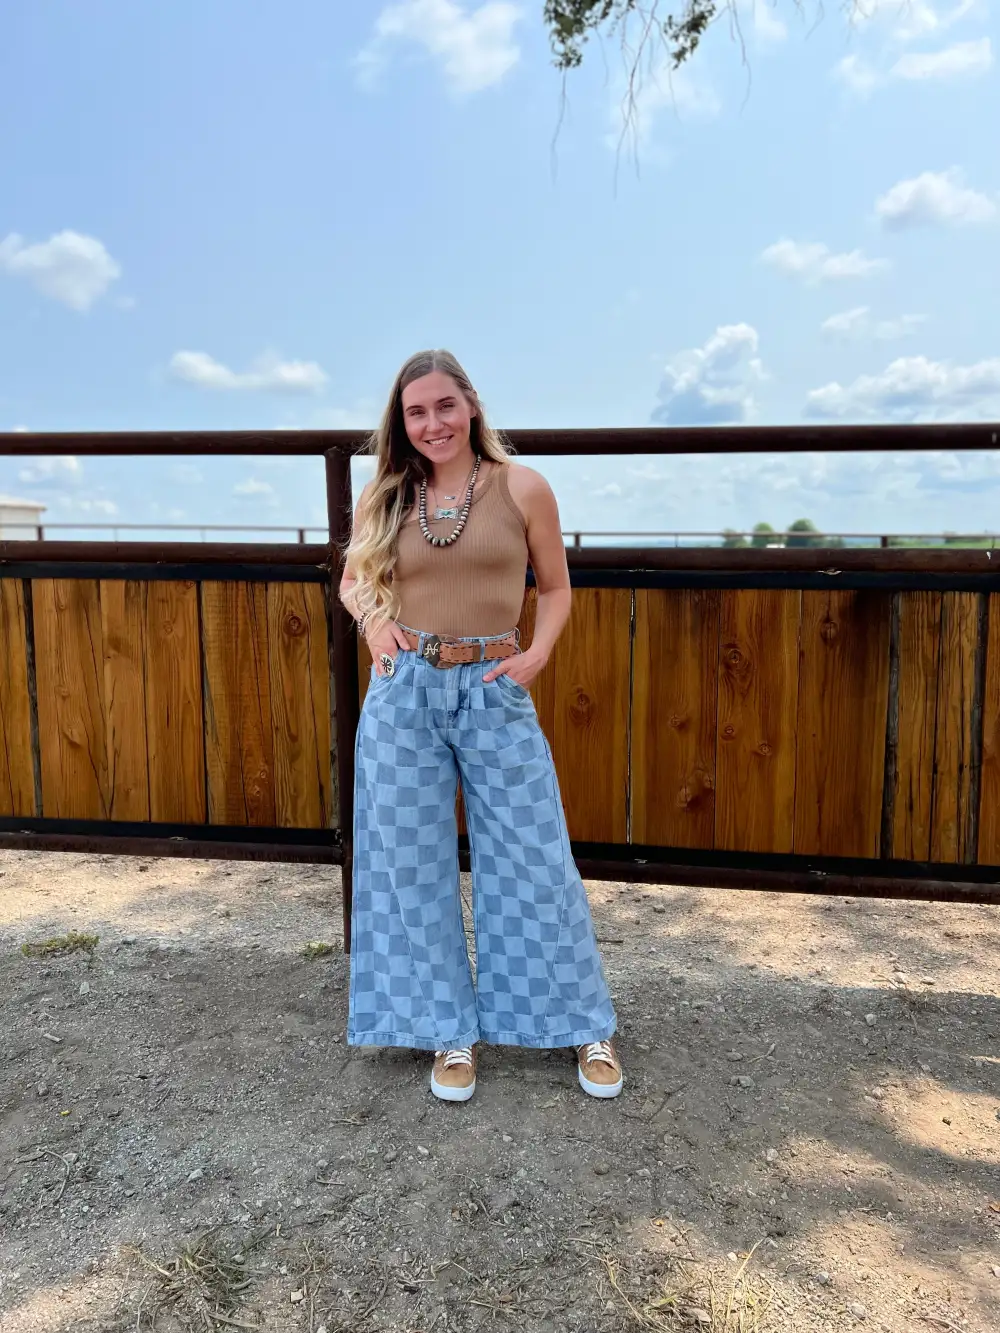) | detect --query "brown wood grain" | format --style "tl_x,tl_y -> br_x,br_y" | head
715,589 -> 800,853
144,581 -> 206,823
930,592 -> 979,863
100,580 -> 150,821
892,592 -> 941,861
32,579 -> 108,818
267,582 -> 331,829
794,590 -> 891,857
202,582 -> 275,826
632,589 -> 719,848
0,579 -> 36,817
546,587 -> 631,843
977,594 -> 1000,864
